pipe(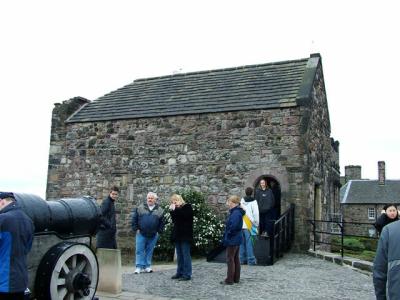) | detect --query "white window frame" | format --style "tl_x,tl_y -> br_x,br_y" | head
367,208 -> 376,220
